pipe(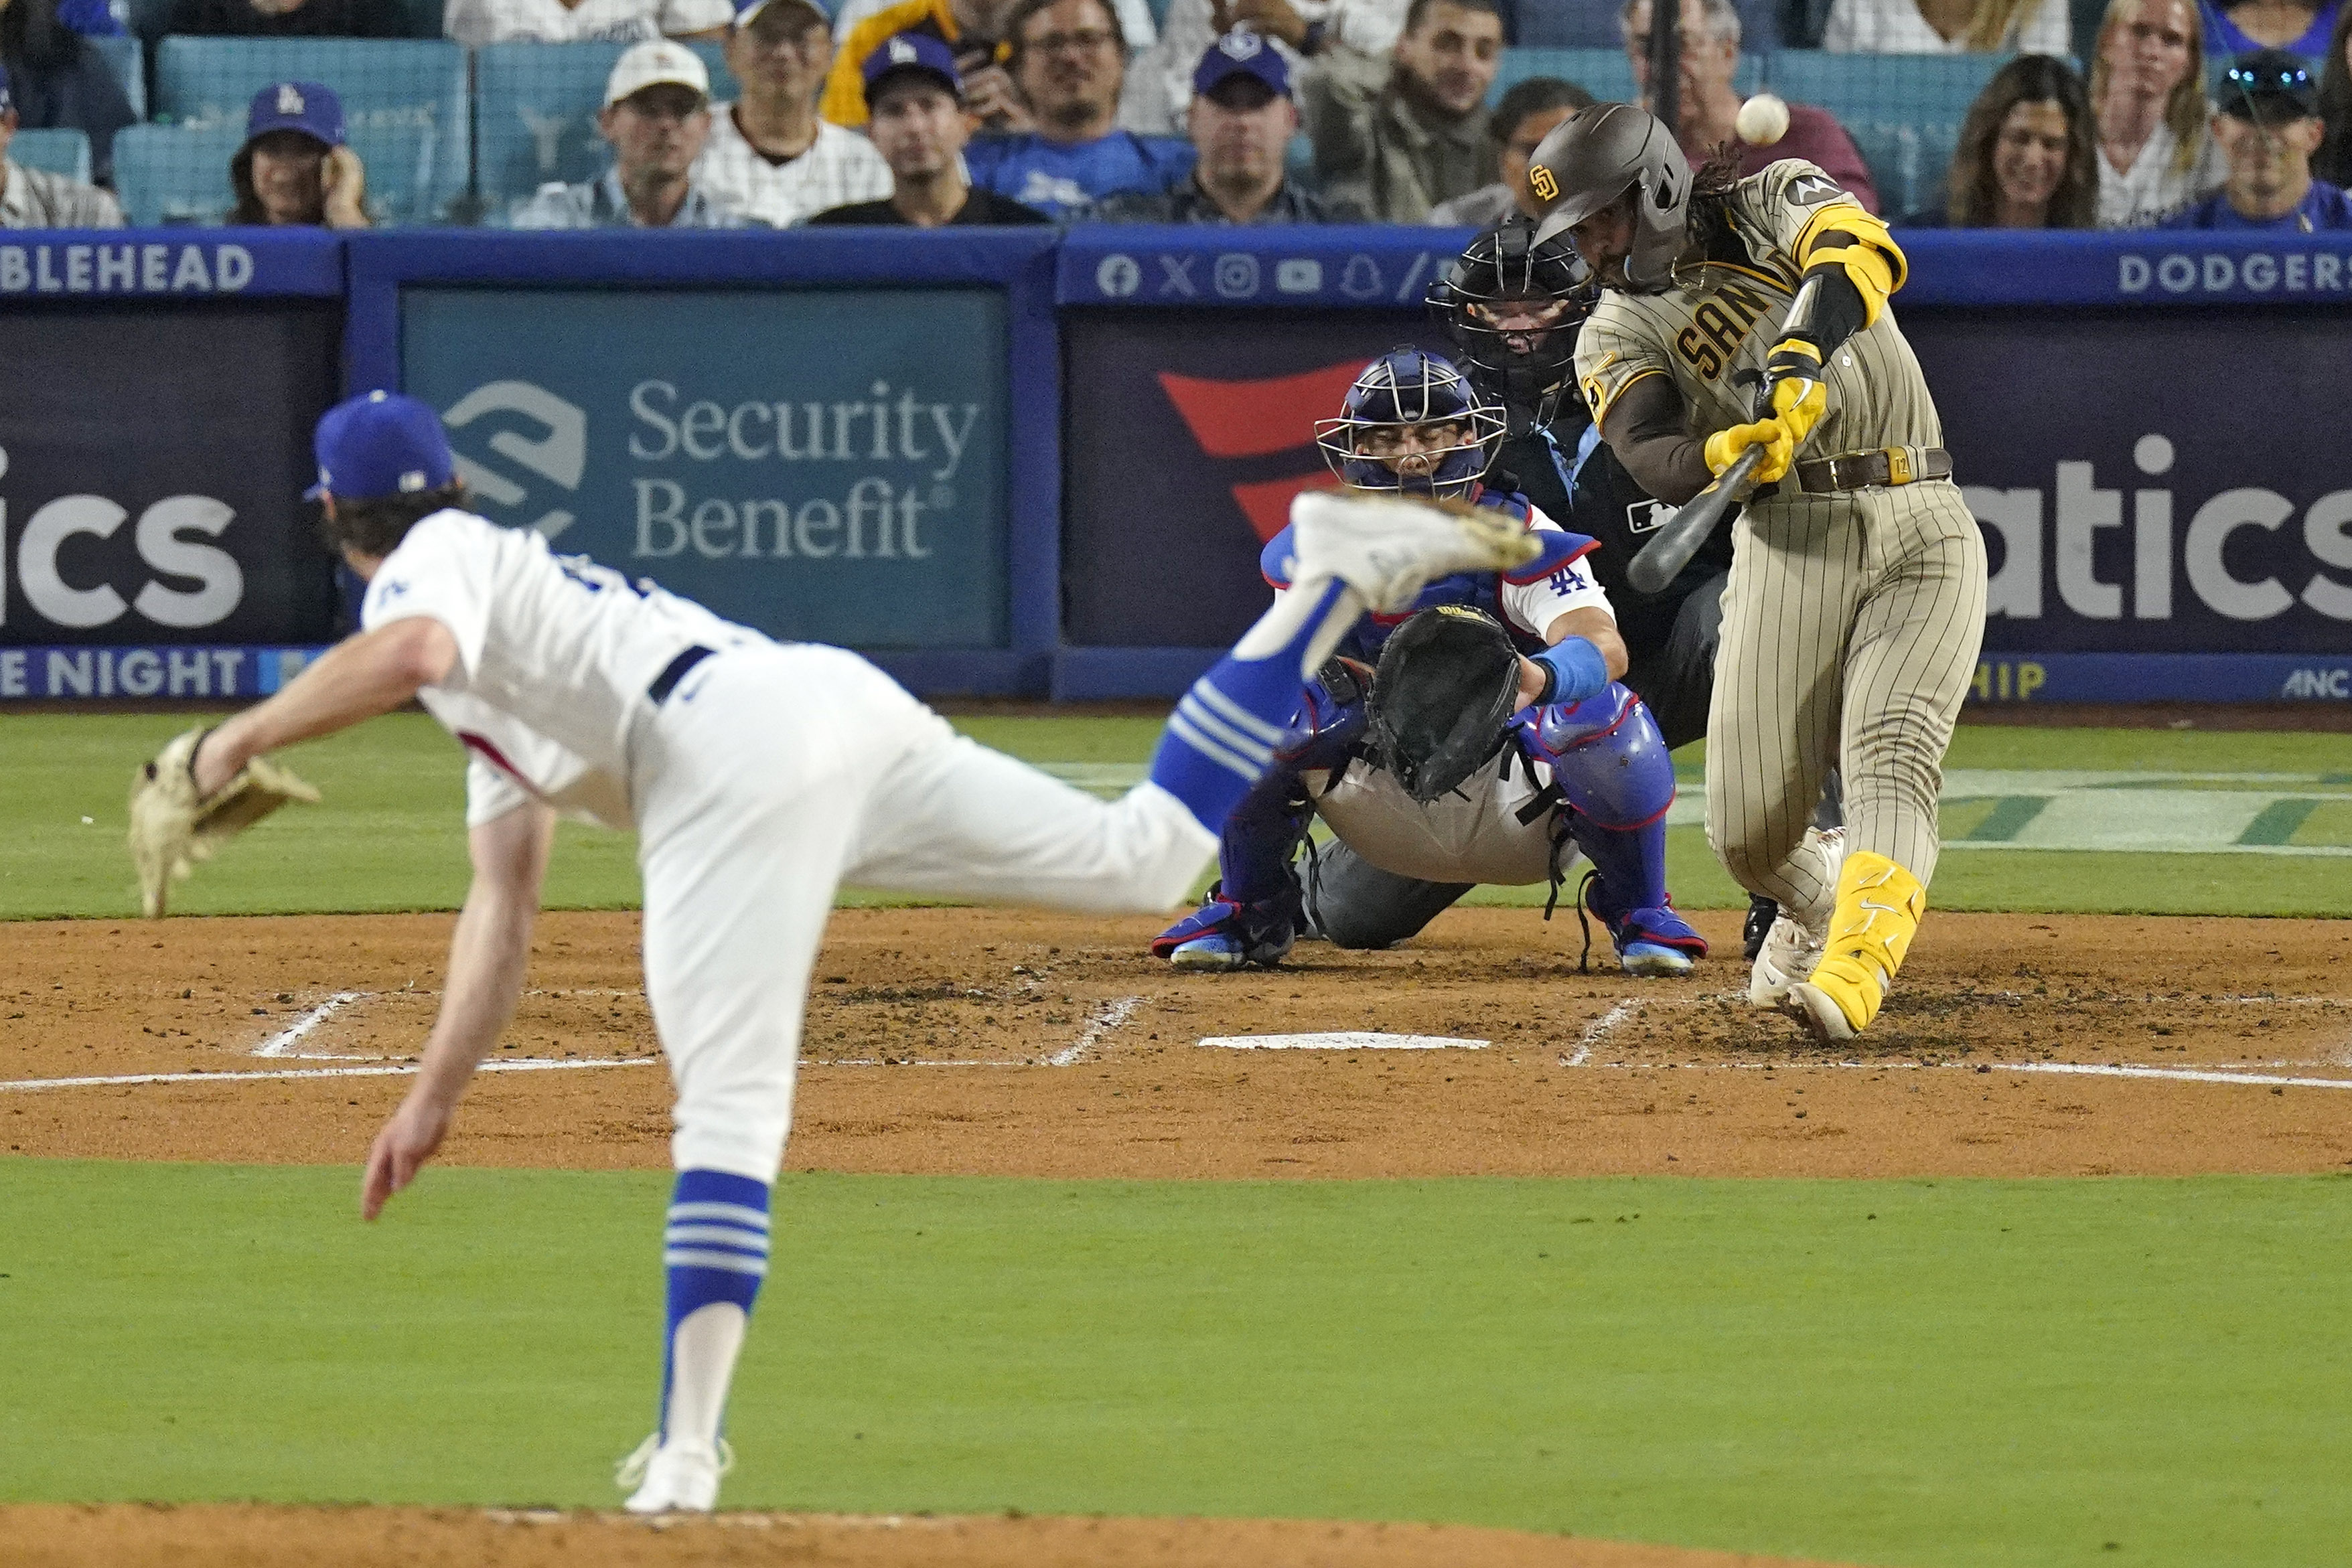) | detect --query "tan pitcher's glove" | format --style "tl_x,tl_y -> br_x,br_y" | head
128,728 -> 320,917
